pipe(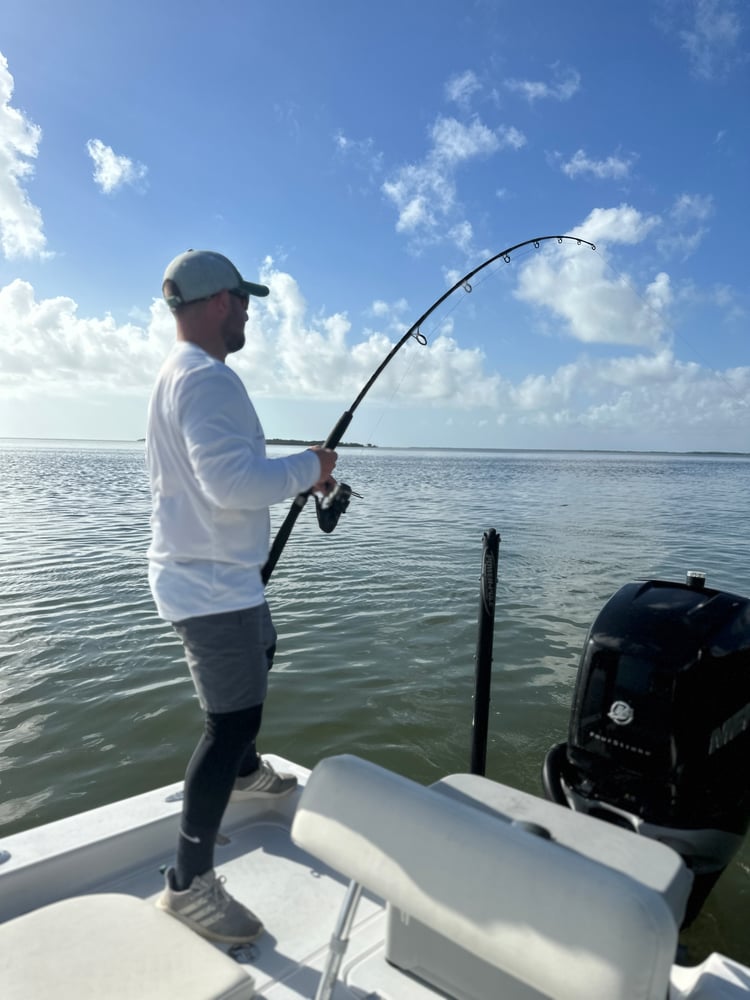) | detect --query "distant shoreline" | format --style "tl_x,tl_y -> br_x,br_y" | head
1,437 -> 748,458
266,438 -> 376,448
